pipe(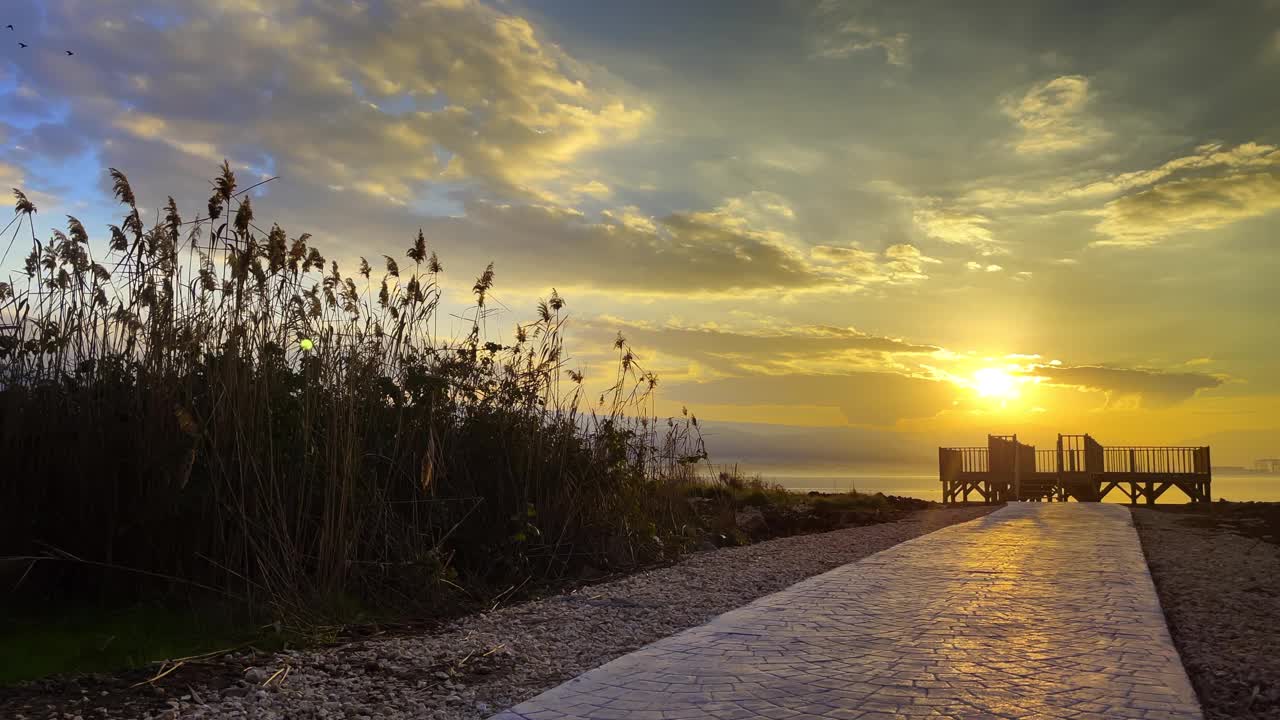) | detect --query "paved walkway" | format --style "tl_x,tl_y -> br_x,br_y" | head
491,503 -> 1201,720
